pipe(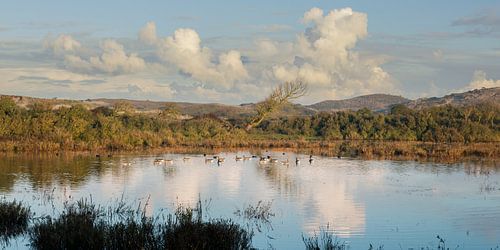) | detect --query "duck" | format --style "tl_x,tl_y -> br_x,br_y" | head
183,157 -> 190,161
242,155 -> 251,161
164,159 -> 174,164
235,156 -> 243,161
270,158 -> 279,164
205,158 -> 214,163
217,157 -> 225,163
